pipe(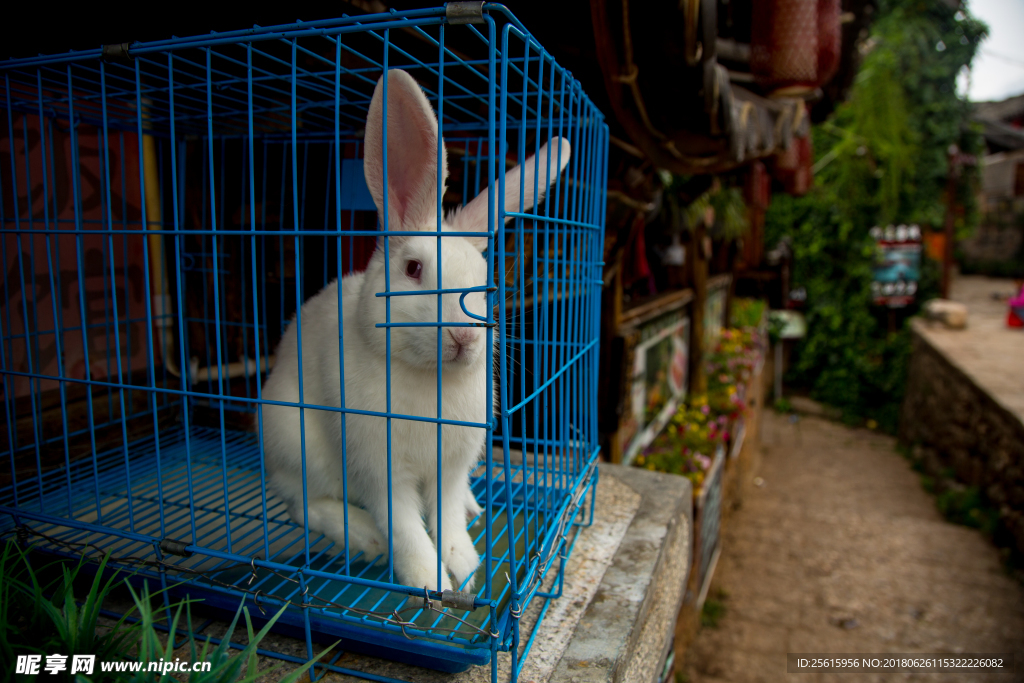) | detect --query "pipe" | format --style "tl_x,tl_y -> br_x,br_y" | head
142,131 -> 274,384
